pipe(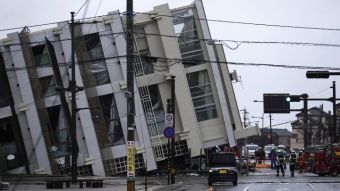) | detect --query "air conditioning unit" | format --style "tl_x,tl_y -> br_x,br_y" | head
230,70 -> 239,82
